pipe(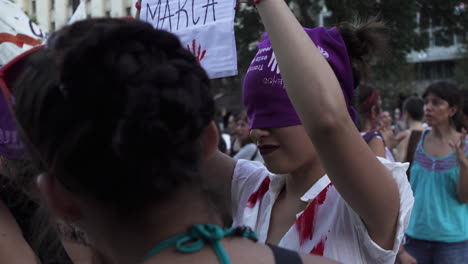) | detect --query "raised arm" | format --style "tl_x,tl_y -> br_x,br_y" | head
256,0 -> 400,249
450,130 -> 468,203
